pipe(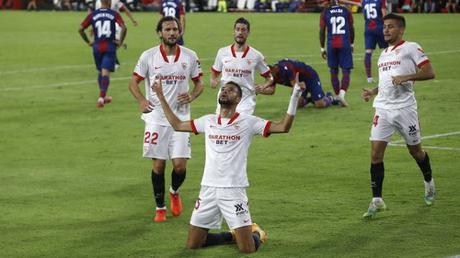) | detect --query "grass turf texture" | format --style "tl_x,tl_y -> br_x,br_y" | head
1,11 -> 459,257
